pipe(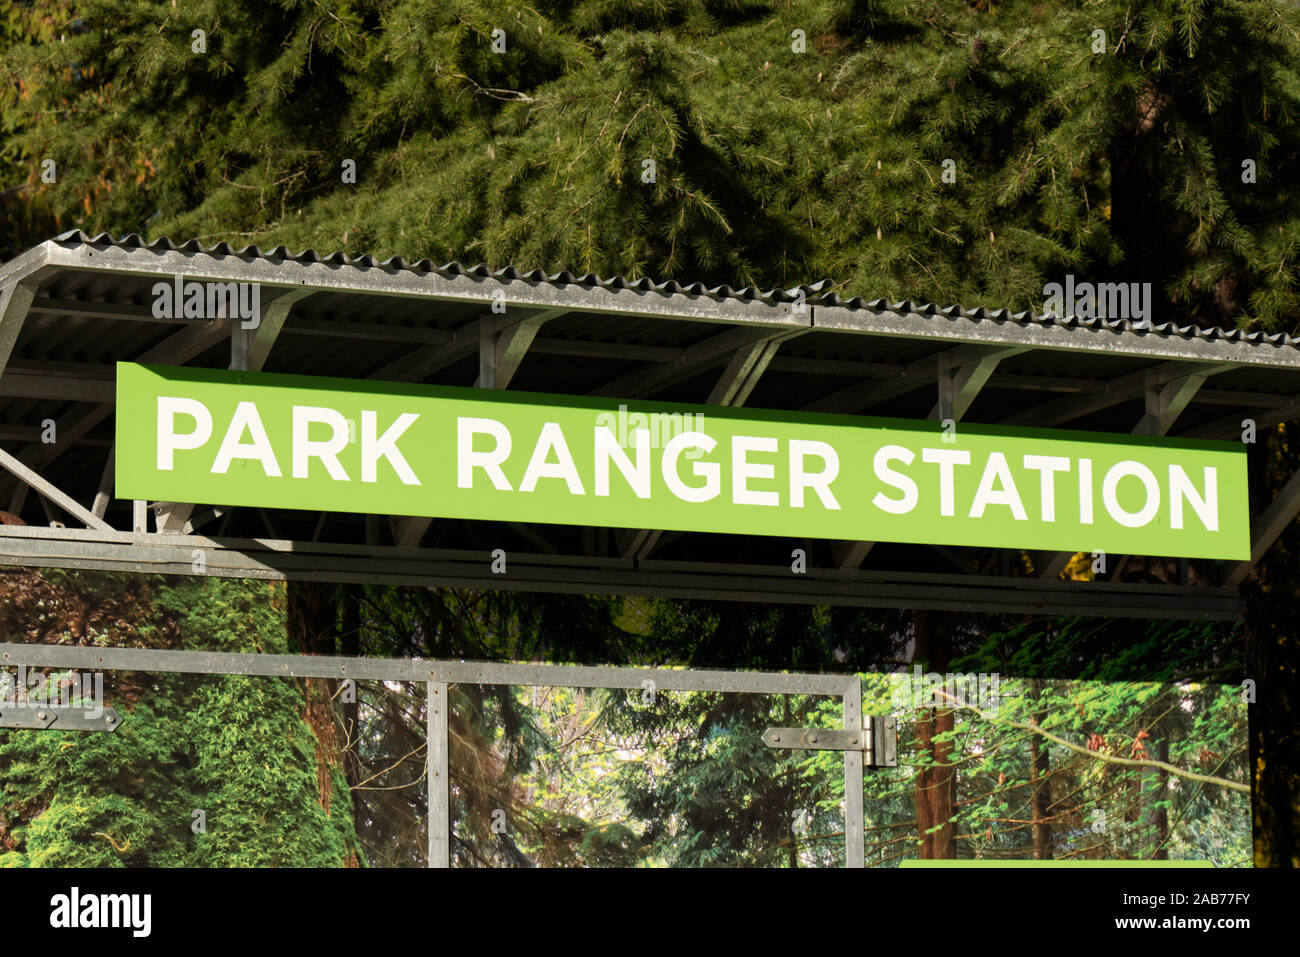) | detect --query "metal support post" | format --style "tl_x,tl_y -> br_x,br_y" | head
427,680 -> 449,868
843,678 -> 865,869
